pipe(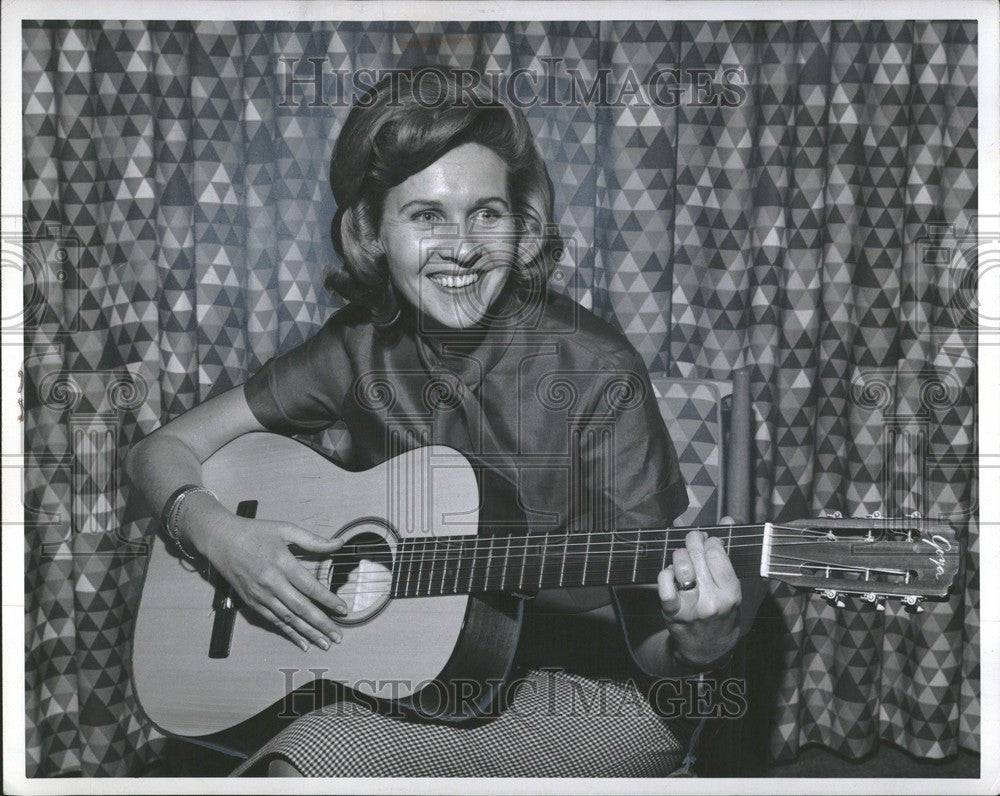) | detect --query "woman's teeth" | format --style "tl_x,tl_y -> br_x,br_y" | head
428,272 -> 480,288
